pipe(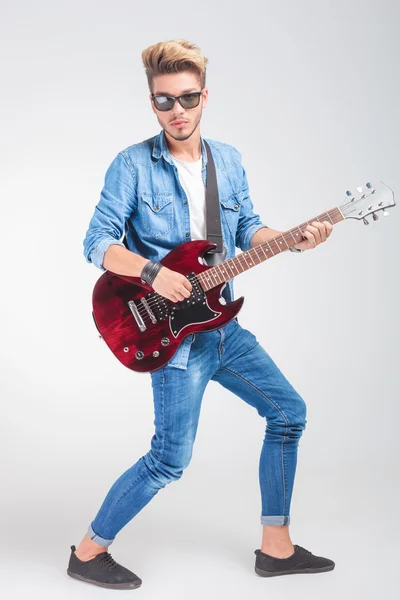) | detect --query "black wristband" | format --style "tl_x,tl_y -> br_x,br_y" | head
140,260 -> 163,286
